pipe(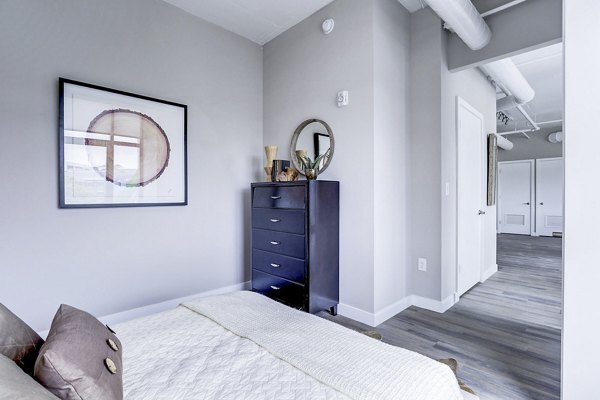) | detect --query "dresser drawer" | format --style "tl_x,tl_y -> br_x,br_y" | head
252,229 -> 305,259
252,270 -> 305,309
252,208 -> 305,234
252,249 -> 306,283
253,185 -> 305,209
